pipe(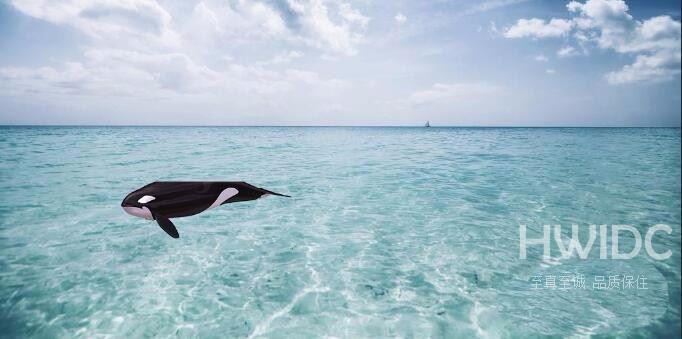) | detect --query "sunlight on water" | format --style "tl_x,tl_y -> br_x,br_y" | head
0,127 -> 680,337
